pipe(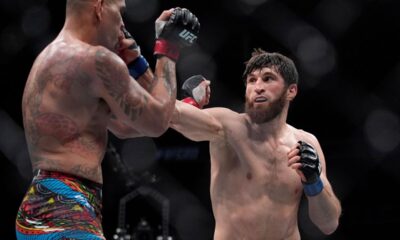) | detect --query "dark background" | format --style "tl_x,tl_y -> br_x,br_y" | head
1,0 -> 400,239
